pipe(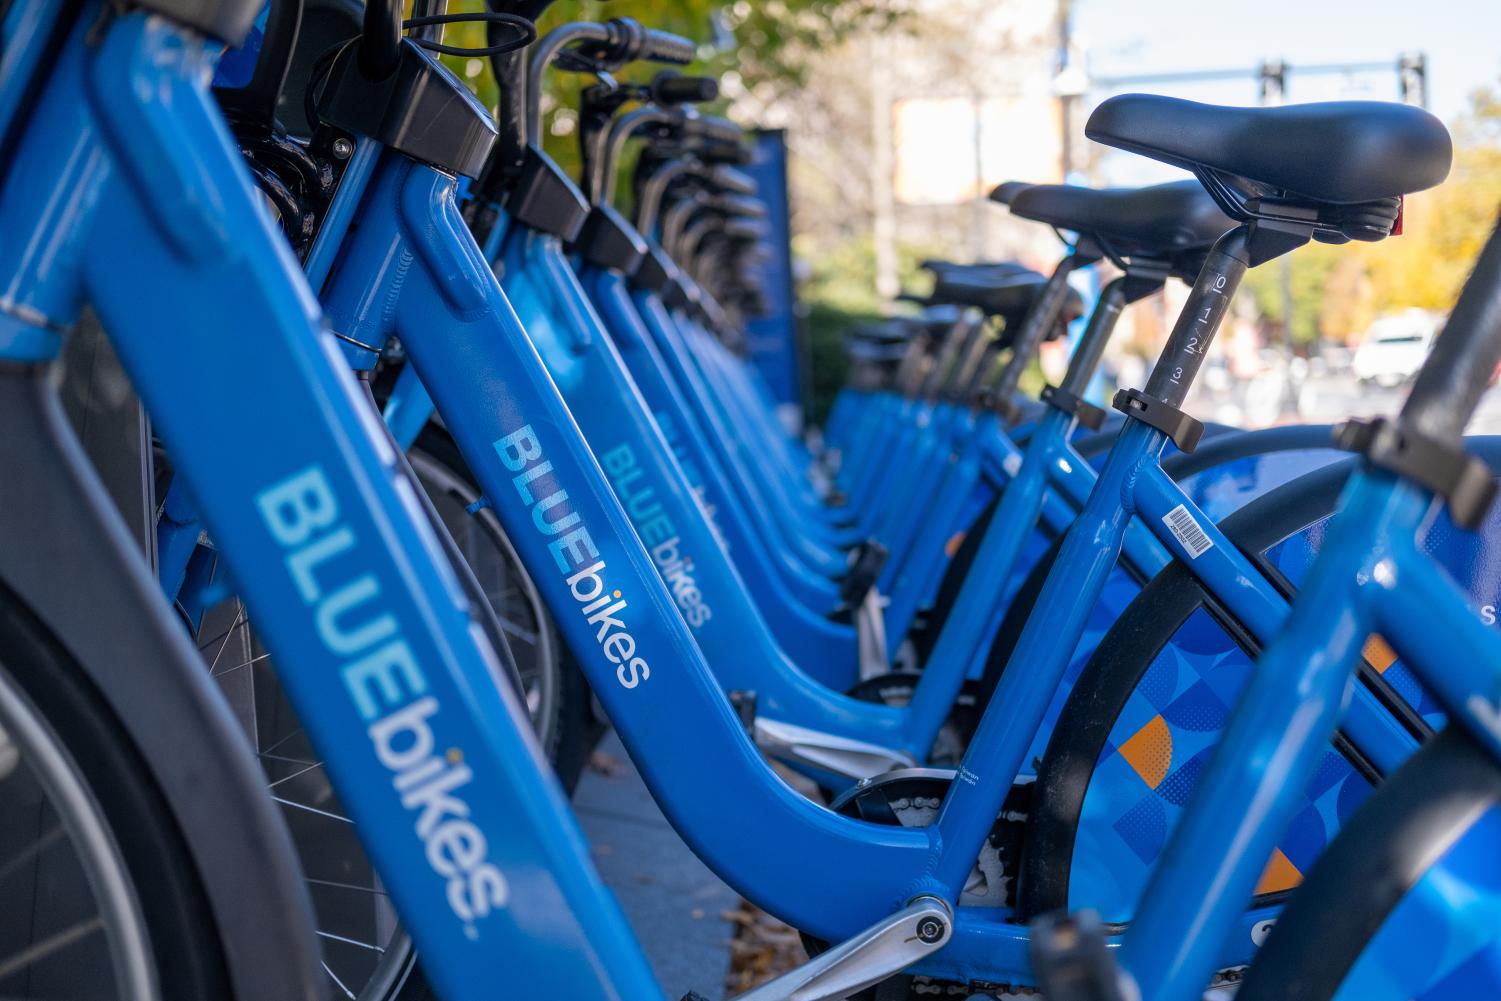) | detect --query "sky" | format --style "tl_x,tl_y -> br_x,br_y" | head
1073,0 -> 1501,183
